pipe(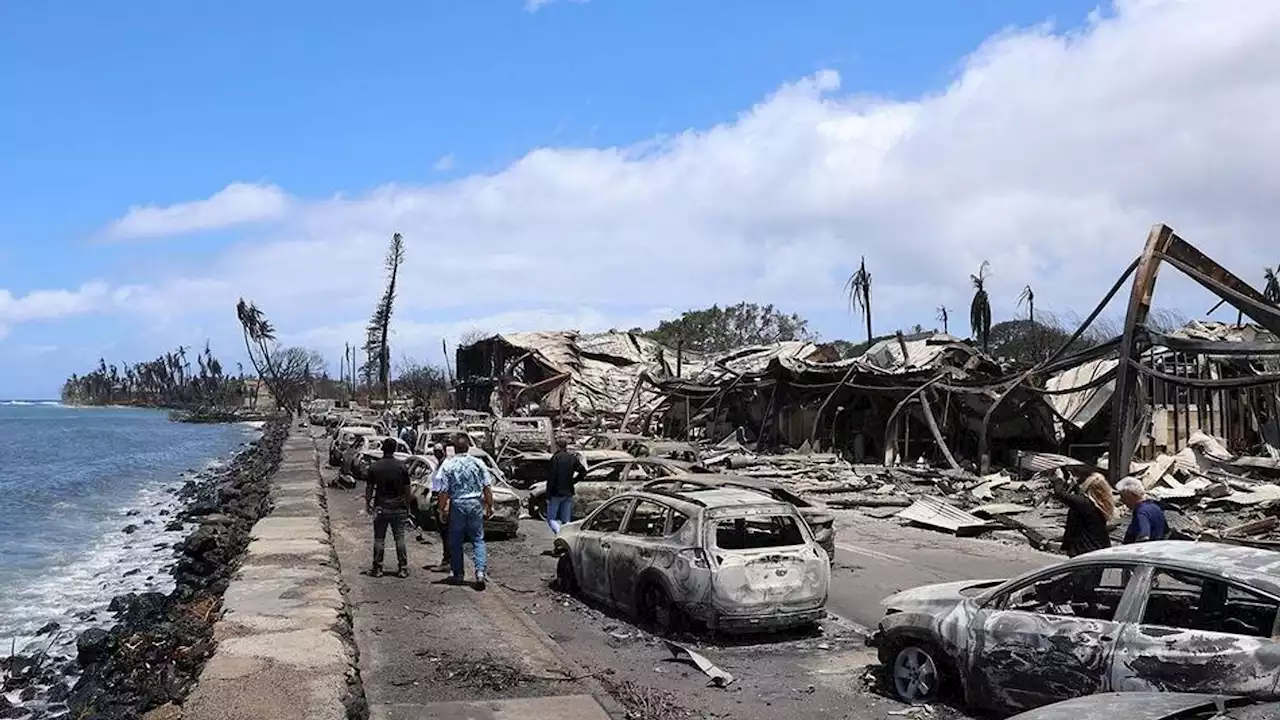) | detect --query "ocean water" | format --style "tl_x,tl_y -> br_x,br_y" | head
0,401 -> 256,657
